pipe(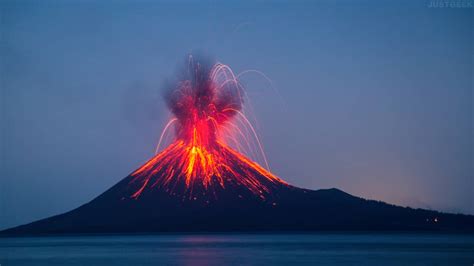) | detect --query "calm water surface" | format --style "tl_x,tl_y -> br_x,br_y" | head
1,233 -> 473,265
